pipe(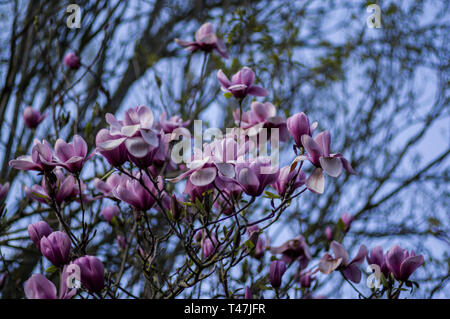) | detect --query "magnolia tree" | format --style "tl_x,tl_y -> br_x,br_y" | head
1,22 -> 425,299
0,1 -> 448,300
